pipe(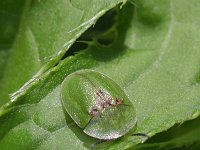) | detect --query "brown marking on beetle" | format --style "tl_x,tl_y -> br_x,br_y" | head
96,90 -> 106,102
106,97 -> 124,107
115,99 -> 123,105
89,89 -> 125,117
89,106 -> 100,117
